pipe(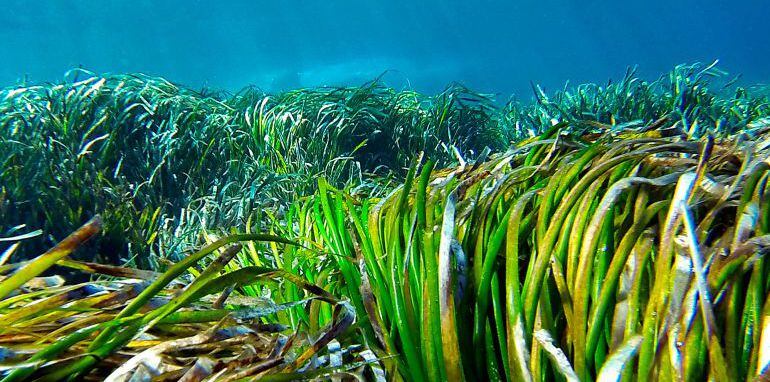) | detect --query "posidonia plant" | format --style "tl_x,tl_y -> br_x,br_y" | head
0,70 -> 503,269
1,62 -> 769,381
2,63 -> 767,269
255,122 -> 770,381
